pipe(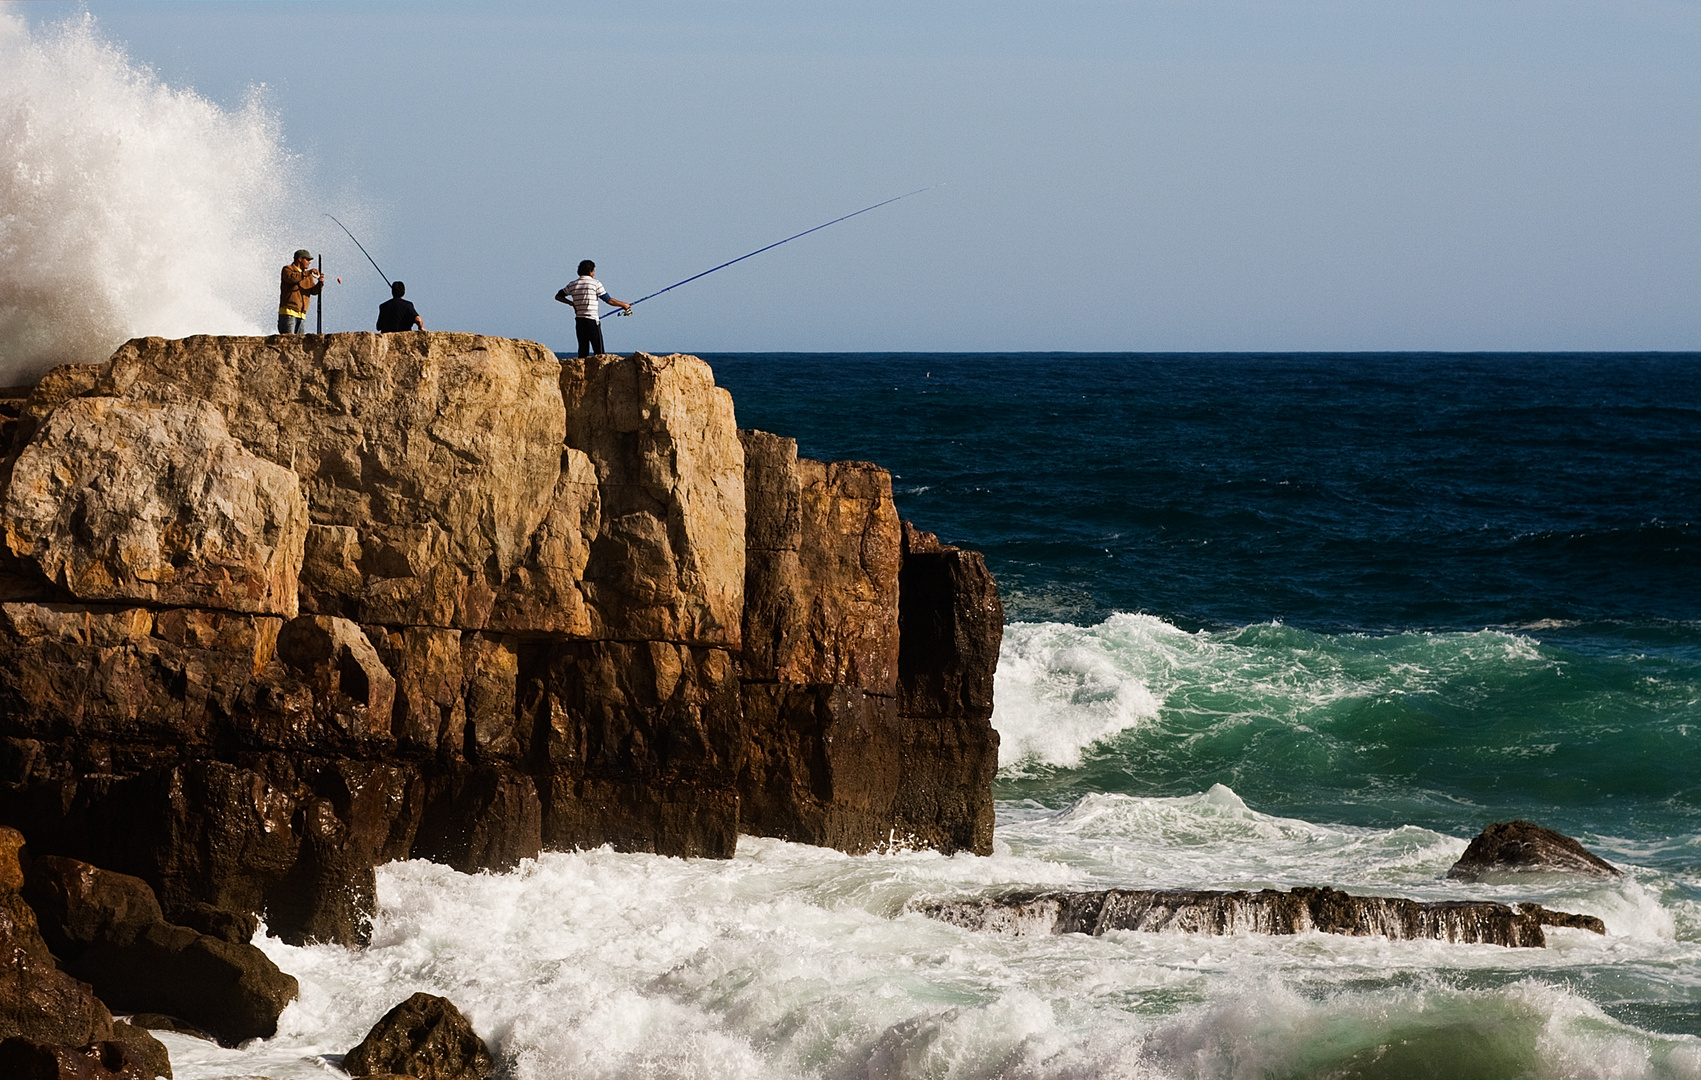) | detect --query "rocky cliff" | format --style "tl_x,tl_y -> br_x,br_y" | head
0,333 -> 1001,945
